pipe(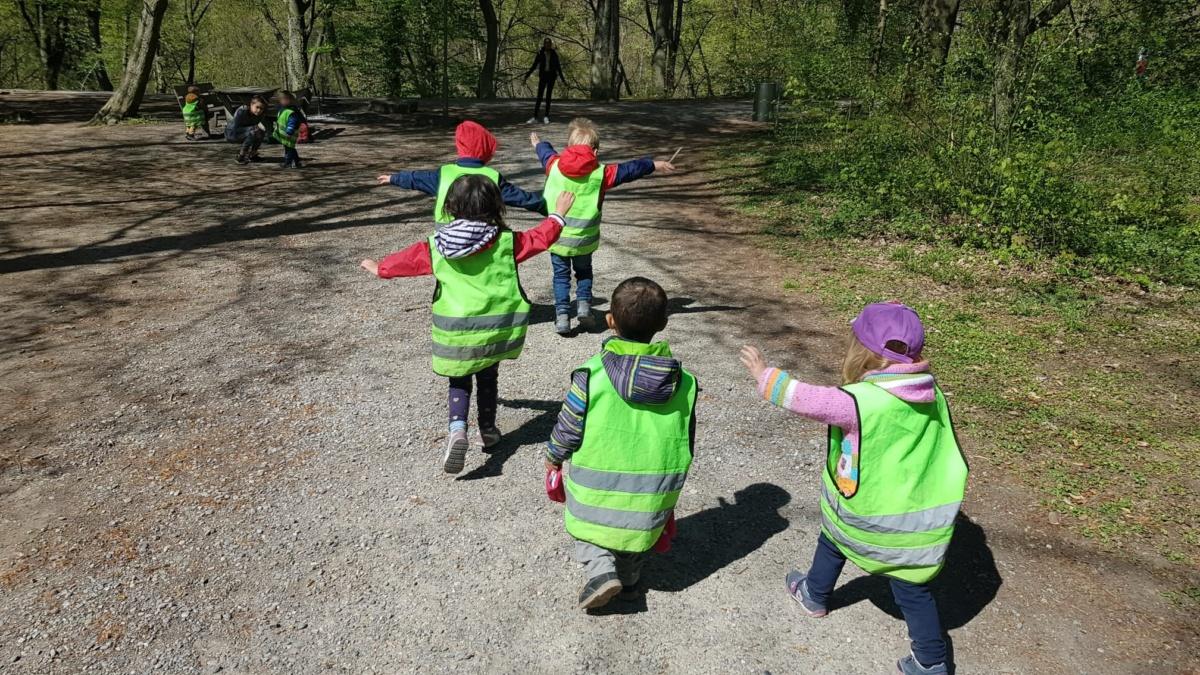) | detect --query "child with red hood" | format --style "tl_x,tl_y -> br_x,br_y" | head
376,121 -> 546,227
529,117 -> 675,335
